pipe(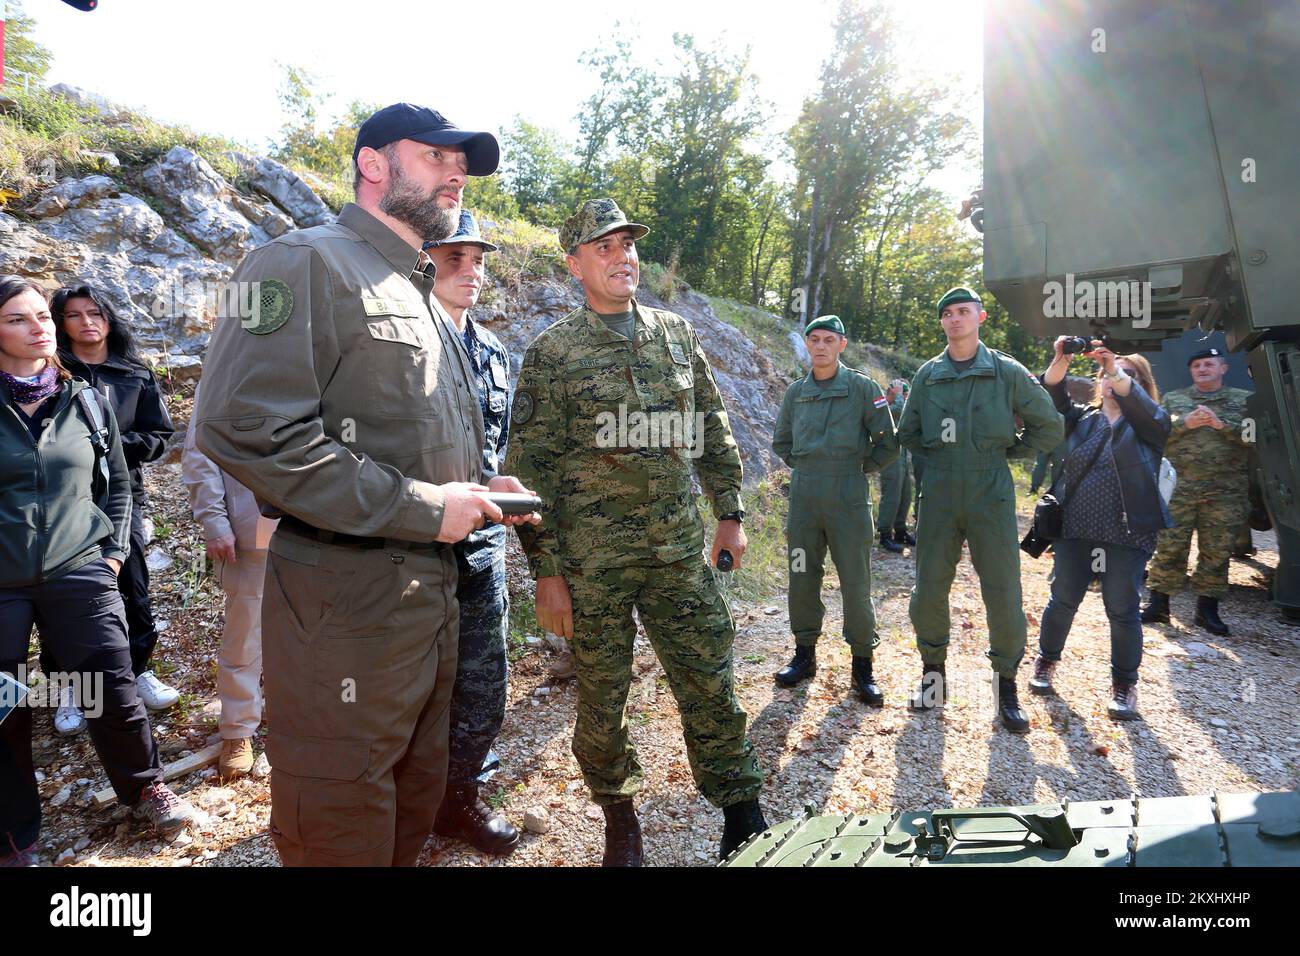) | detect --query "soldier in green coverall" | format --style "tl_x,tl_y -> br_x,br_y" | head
896,287 -> 1063,733
771,316 -> 899,705
876,378 -> 915,553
